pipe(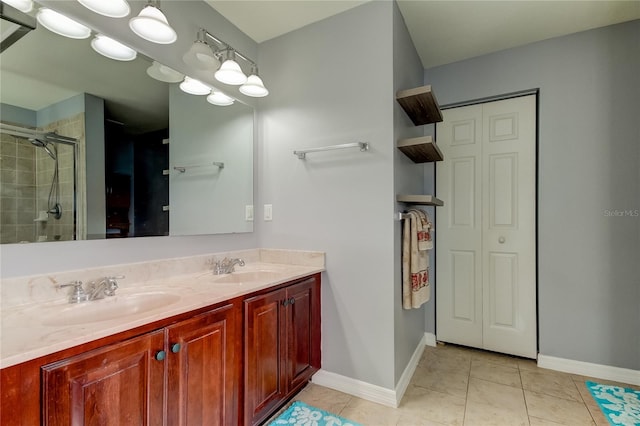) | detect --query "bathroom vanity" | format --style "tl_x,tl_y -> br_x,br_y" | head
0,250 -> 323,425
